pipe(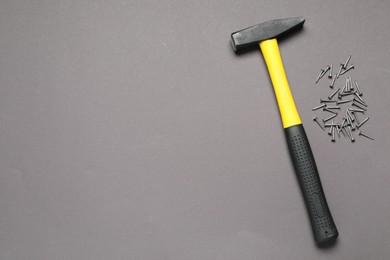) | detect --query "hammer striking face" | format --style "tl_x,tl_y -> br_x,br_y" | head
230,17 -> 339,246
231,17 -> 305,52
